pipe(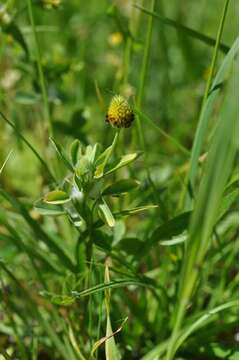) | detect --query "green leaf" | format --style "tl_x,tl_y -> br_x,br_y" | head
185,36 -> 239,209
159,235 -> 187,246
44,190 -> 70,205
115,204 -> 158,217
218,189 -> 239,220
34,199 -> 66,216
113,220 -> 126,245
150,211 -> 191,245
117,237 -> 144,256
5,22 -> 29,58
92,230 -> 112,251
91,317 -> 127,358
167,38 -> 239,360
70,139 -> 81,166
94,133 -> 119,178
86,143 -> 99,164
98,199 -> 116,227
227,168 -> 239,188
72,279 -> 154,298
102,179 -> 140,196
95,145 -> 113,167
50,137 -> 74,172
104,153 -> 141,176
105,314 -> 121,360
75,157 -> 91,177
